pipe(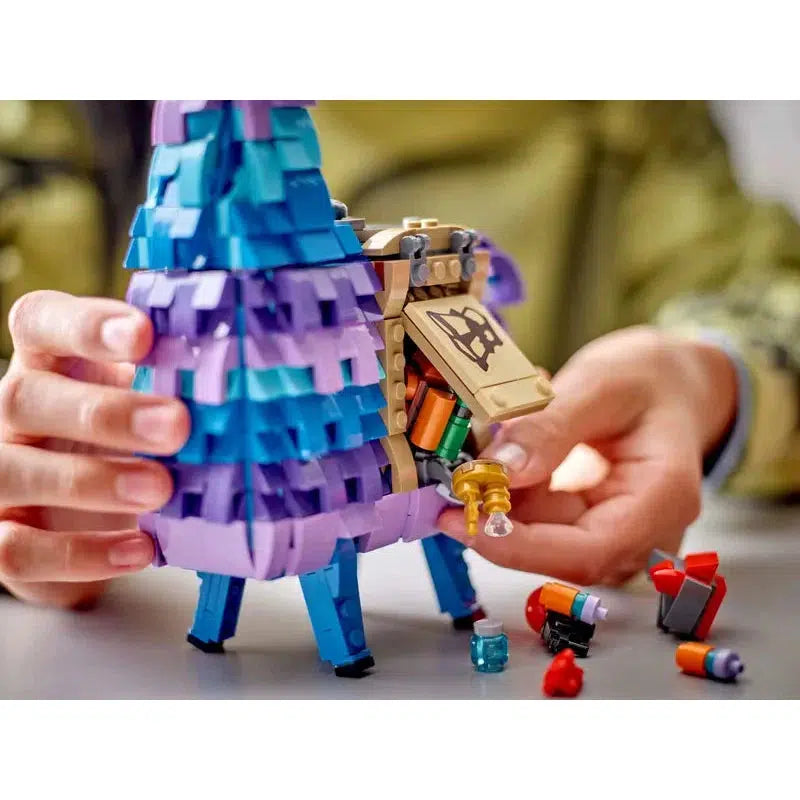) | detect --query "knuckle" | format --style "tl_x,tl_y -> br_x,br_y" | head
55,457 -> 96,503
56,458 -> 81,500
0,370 -> 25,428
509,407 -> 569,450
71,312 -> 102,356
0,521 -> 26,580
542,408 -> 573,446
61,534 -> 78,574
77,391 -> 116,437
7,291 -> 48,347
